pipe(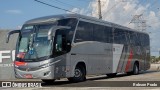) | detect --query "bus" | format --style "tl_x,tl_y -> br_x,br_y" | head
6,14 -> 150,83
